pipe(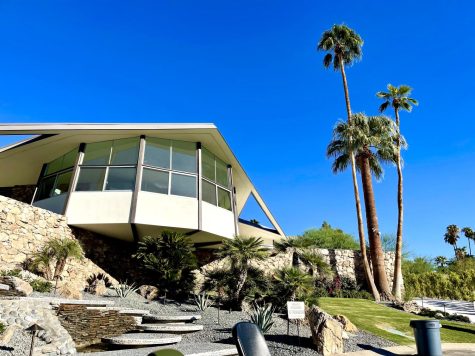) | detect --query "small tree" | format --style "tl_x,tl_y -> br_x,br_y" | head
461,227 -> 474,256
434,256 -> 448,269
133,231 -> 197,299
216,236 -> 268,303
273,267 -> 315,303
